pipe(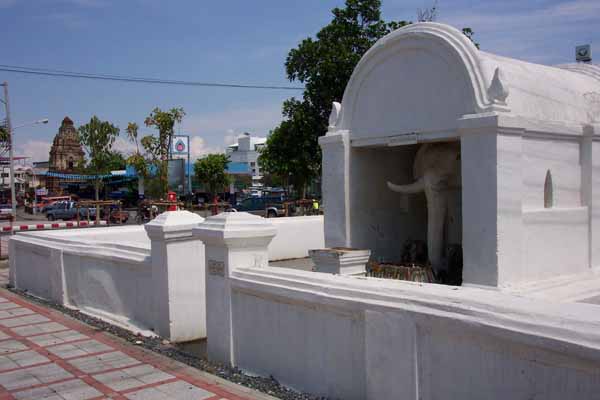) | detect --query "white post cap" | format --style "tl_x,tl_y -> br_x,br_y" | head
193,212 -> 276,248
145,210 -> 205,241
